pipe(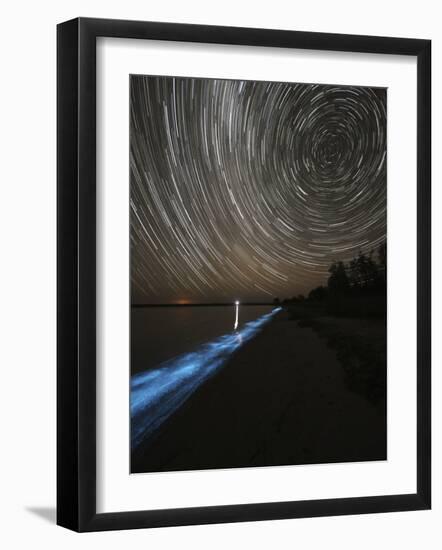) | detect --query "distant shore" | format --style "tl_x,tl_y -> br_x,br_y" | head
131,309 -> 386,474
132,302 -> 276,308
